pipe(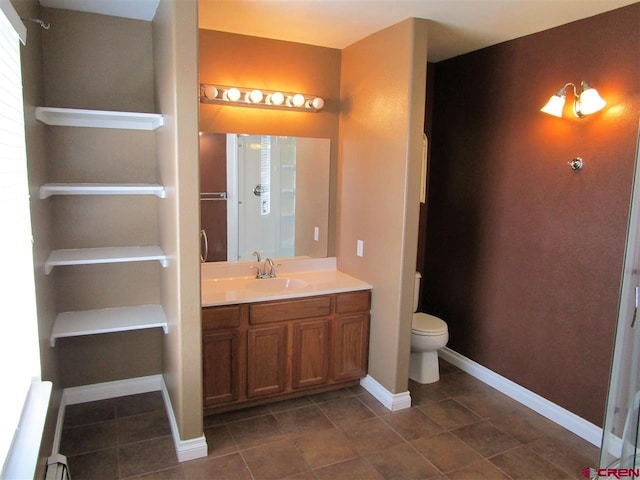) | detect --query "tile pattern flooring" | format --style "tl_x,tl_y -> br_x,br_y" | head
61,361 -> 599,479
